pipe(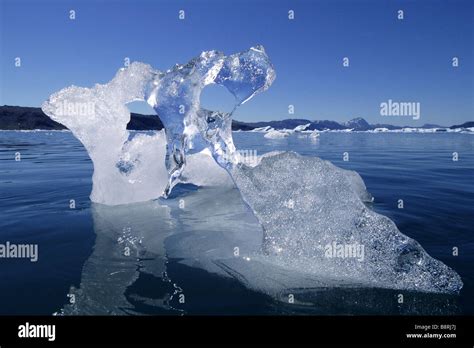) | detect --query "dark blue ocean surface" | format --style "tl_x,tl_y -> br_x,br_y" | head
0,131 -> 472,315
